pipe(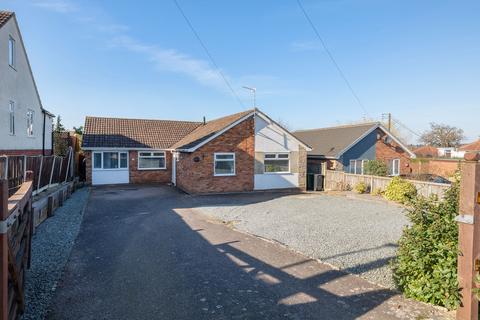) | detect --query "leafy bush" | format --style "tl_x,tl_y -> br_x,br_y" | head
392,178 -> 460,310
384,177 -> 417,204
363,160 -> 388,176
372,188 -> 383,196
354,182 -> 368,194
